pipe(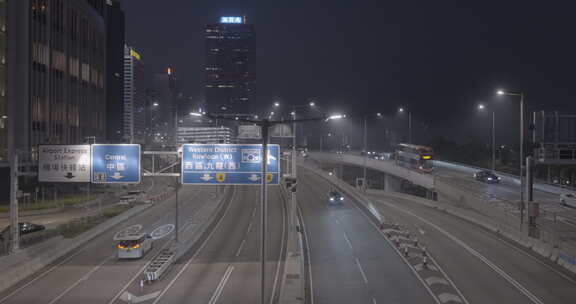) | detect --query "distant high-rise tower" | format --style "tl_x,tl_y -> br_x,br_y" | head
123,45 -> 146,144
205,16 -> 255,115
